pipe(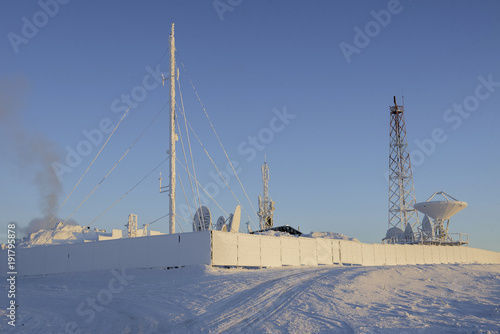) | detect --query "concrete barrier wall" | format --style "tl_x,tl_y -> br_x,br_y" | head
385,244 -> 397,266
300,238 -> 318,266
352,243 -> 363,265
395,245 -> 406,265
260,235 -> 281,267
2,232 -> 500,276
45,244 -> 69,275
431,246 -> 440,264
19,246 -> 45,276
361,244 -> 375,266
414,245 -> 425,265
439,246 -> 448,264
2,232 -> 212,276
339,241 -> 353,265
459,247 -> 468,263
94,239 -> 121,271
68,242 -> 93,273
317,239 -> 333,265
148,234 -> 178,268
180,232 -> 212,266
210,232 -> 500,268
212,231 -> 237,266
281,237 -> 300,266
332,240 -> 341,264
373,244 -> 386,266
238,234 -> 261,267
469,248 -> 479,263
